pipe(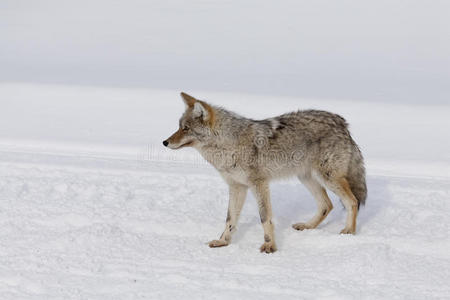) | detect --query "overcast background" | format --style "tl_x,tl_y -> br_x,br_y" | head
1,0 -> 449,104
